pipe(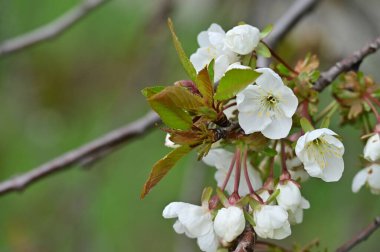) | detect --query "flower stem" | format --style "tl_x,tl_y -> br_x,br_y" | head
315,100 -> 338,122
243,148 -> 255,194
221,151 -> 237,191
280,141 -> 291,181
262,41 -> 299,75
364,96 -> 380,122
234,148 -> 242,195
223,102 -> 237,111
367,95 -> 380,108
